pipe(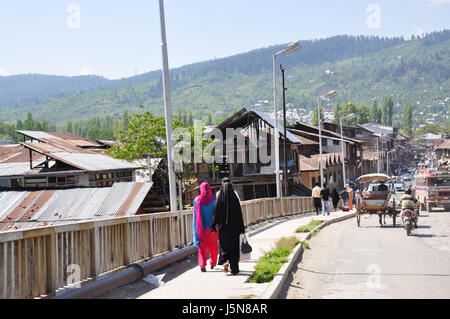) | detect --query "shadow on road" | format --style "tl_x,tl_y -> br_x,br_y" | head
412,233 -> 447,238
297,267 -> 450,277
